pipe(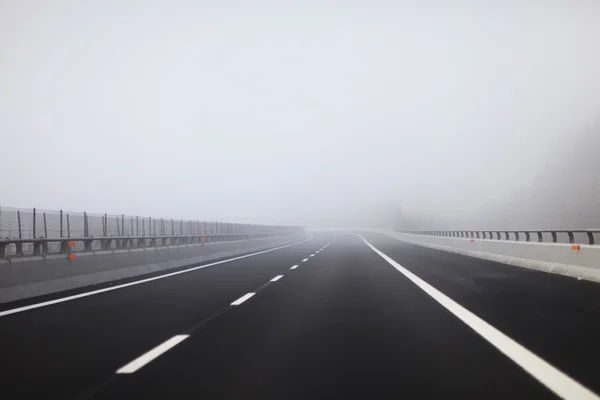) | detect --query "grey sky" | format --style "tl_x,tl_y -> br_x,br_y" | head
2,1 -> 599,226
